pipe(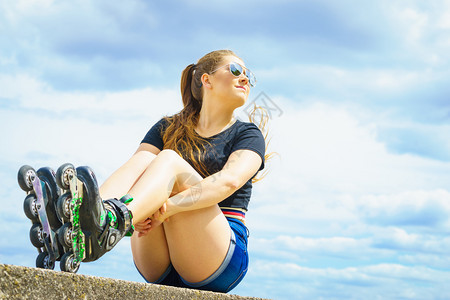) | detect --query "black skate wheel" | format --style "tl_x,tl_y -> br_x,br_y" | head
36,252 -> 55,270
18,165 -> 36,192
56,192 -> 72,222
23,194 -> 39,222
56,163 -> 76,190
60,251 -> 80,273
30,223 -> 45,248
58,222 -> 73,248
